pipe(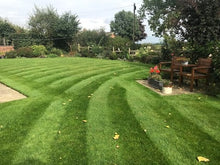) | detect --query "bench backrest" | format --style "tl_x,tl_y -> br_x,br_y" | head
172,56 -> 187,69
197,58 -> 212,74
